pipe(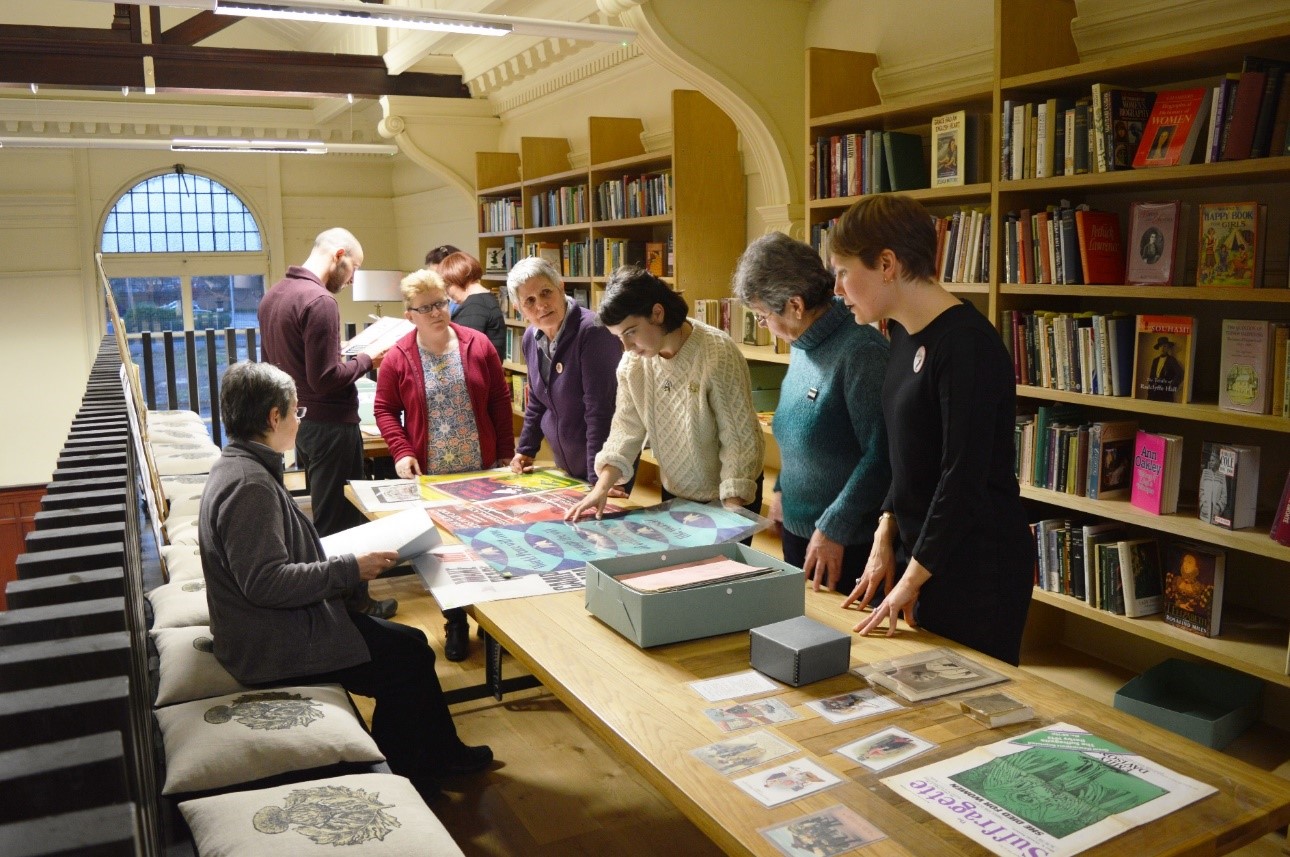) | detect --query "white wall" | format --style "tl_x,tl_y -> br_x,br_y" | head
0,147 -> 401,487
